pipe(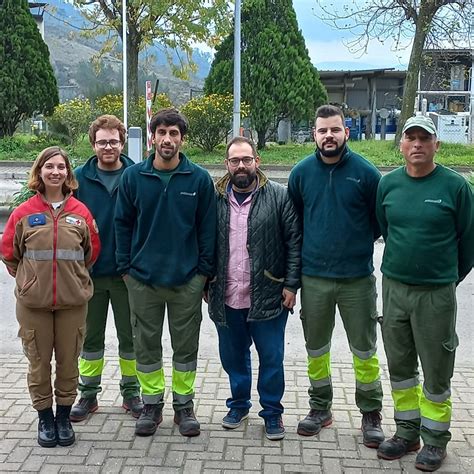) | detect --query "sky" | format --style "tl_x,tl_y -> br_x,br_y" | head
293,0 -> 411,71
